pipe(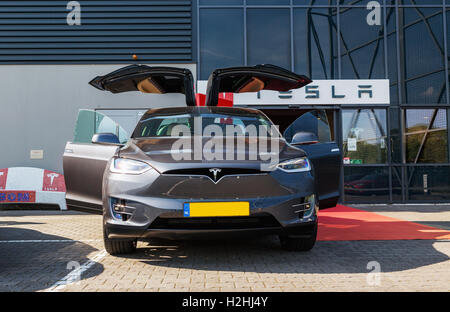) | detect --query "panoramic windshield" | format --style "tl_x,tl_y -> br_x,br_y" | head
133,112 -> 278,138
